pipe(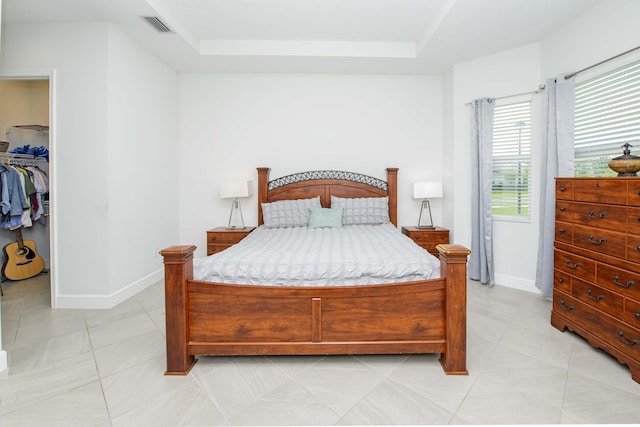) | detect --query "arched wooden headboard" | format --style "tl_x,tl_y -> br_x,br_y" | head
257,167 -> 398,226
